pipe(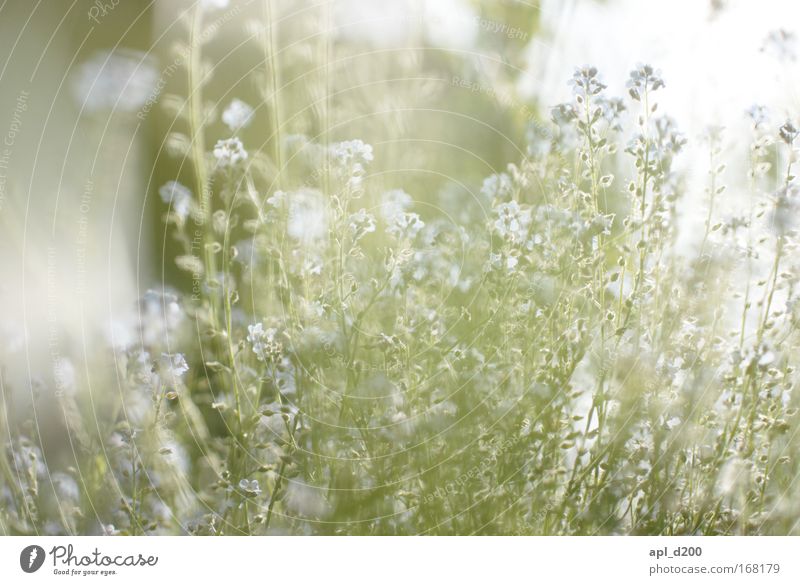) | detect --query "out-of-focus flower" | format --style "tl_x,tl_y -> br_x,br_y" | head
139,290 -> 185,348
127,349 -> 153,385
329,139 -> 374,167
221,99 -> 255,132
348,209 -> 376,242
387,212 -> 425,240
159,181 -> 192,220
493,200 -> 531,243
266,190 -> 286,208
779,120 -> 798,145
762,29 -> 797,62
52,472 -> 80,502
380,189 -> 412,223
287,189 -> 328,243
71,49 -> 158,112
746,104 -> 769,129
480,172 -> 513,202
772,184 -> 798,234
329,140 -> 374,191
156,353 -> 189,383
551,102 -> 578,125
